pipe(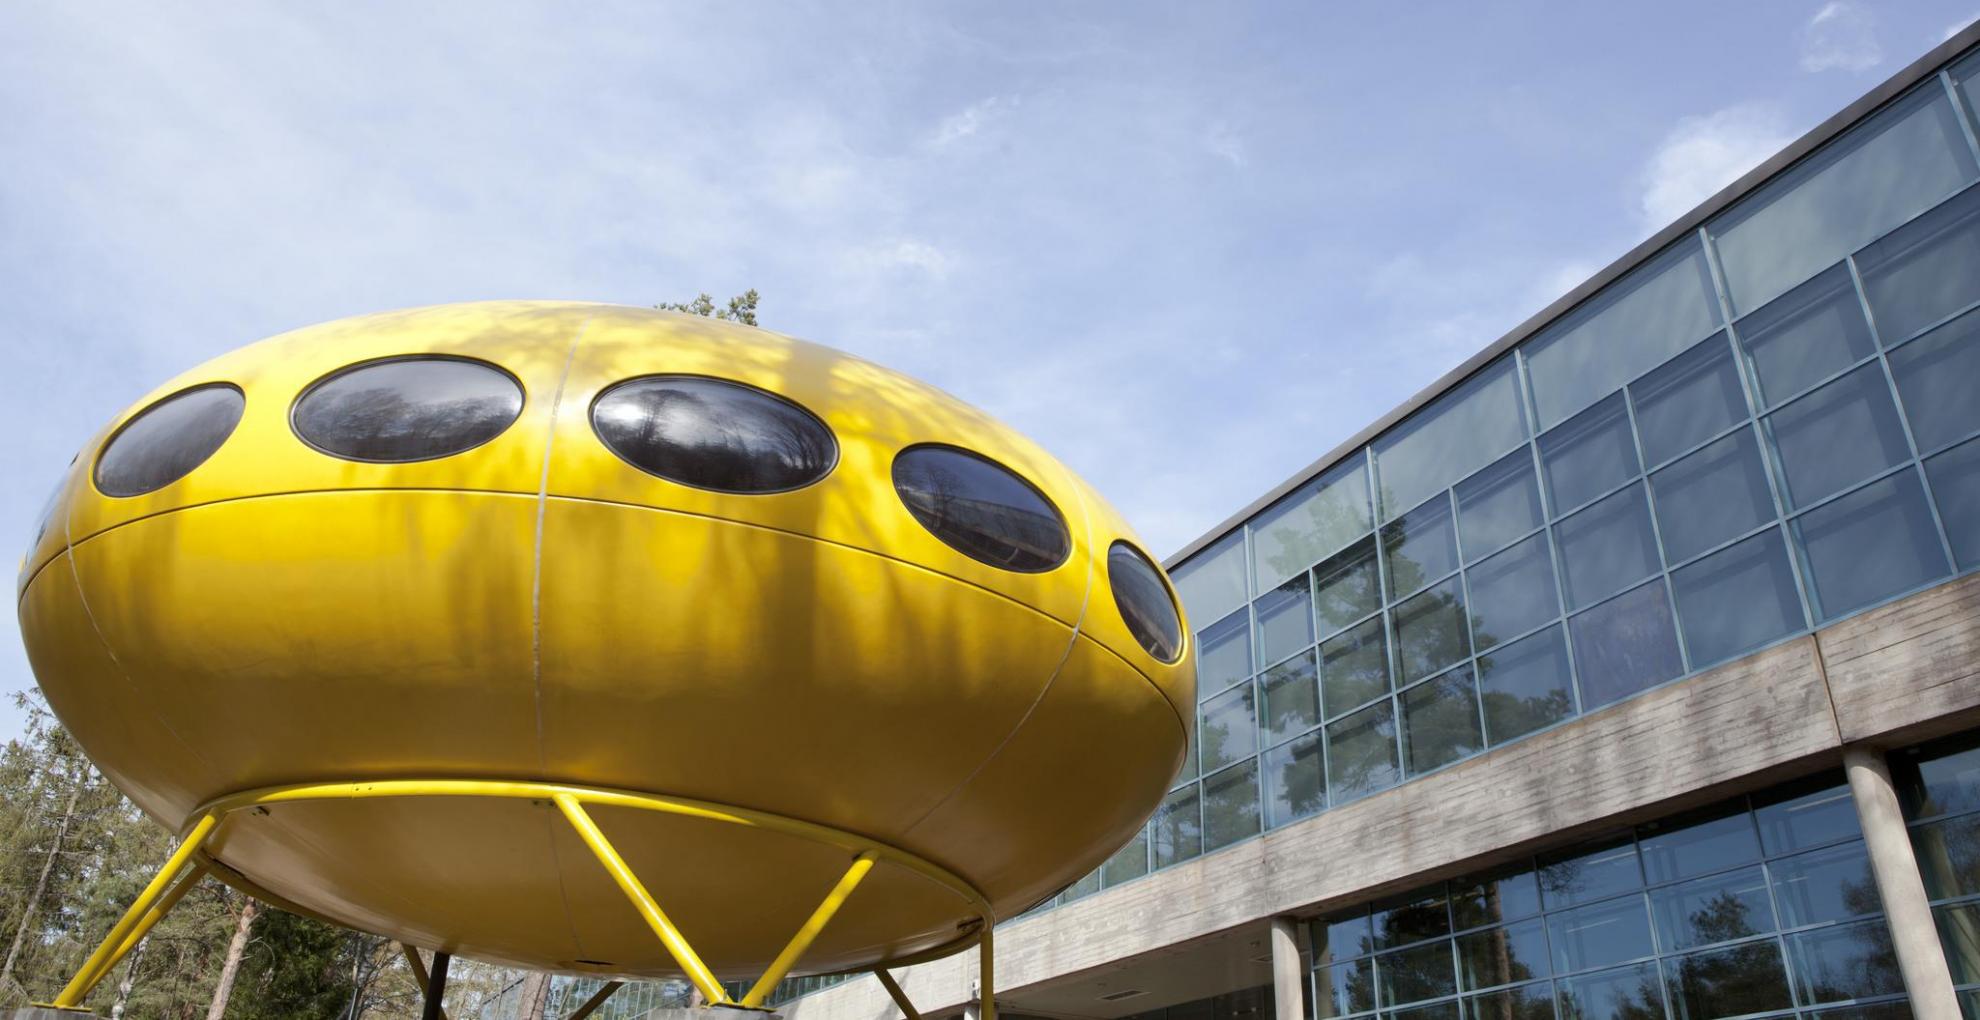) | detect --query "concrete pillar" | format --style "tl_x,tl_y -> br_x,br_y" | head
1269,917 -> 1306,1020
1844,746 -> 1961,1017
